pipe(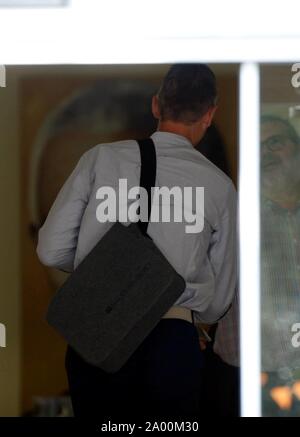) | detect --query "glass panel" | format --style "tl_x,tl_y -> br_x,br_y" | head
260,63 -> 300,416
0,63 -> 239,416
